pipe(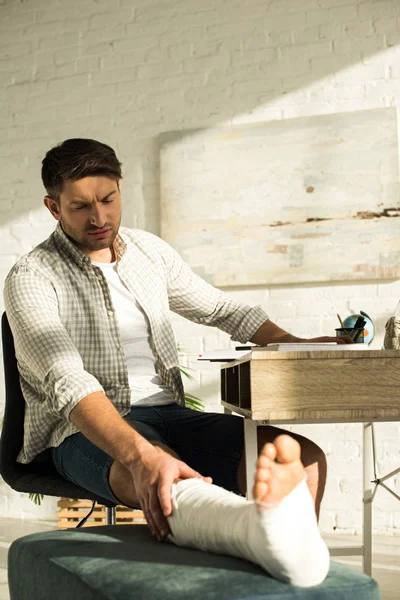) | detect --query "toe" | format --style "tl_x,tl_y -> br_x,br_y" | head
257,454 -> 271,469
260,442 -> 277,462
253,480 -> 268,502
274,435 -> 301,464
254,466 -> 271,483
